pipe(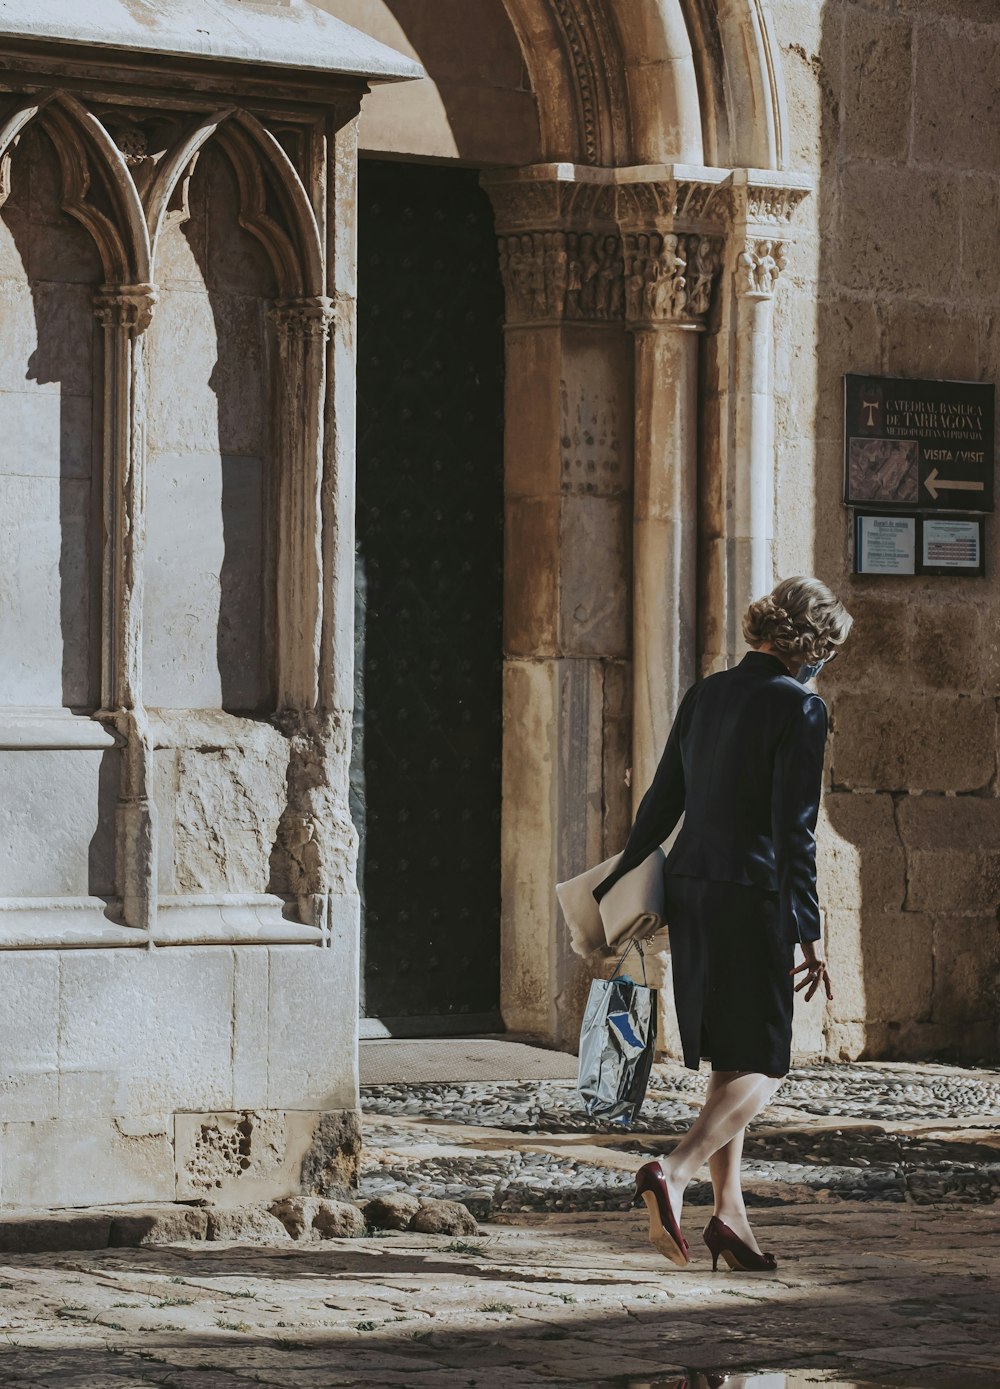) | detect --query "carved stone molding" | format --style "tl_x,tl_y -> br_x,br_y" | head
736,238 -> 787,299
624,231 -> 724,326
270,295 -> 335,339
728,171 -> 812,297
498,230 -> 622,323
488,170 -> 729,327
546,0 -> 628,167
616,178 -> 729,231
93,283 -> 158,333
486,176 -> 618,237
739,182 -> 812,228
